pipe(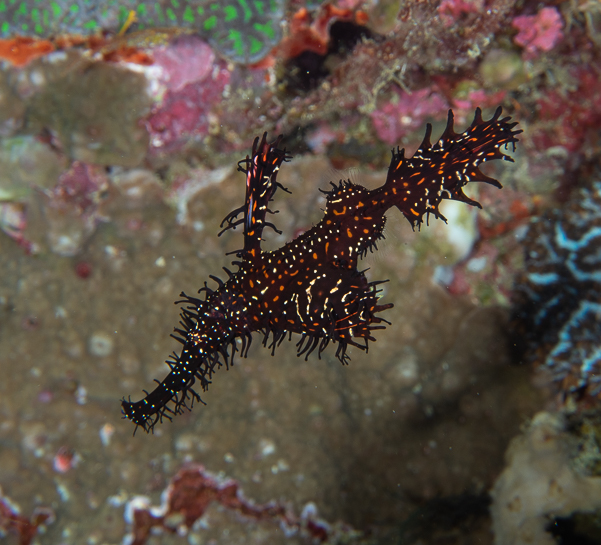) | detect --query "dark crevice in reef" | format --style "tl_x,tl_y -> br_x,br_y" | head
549,515 -> 601,545
395,493 -> 491,544
282,21 -> 375,93
329,20 -> 374,56
284,50 -> 331,93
